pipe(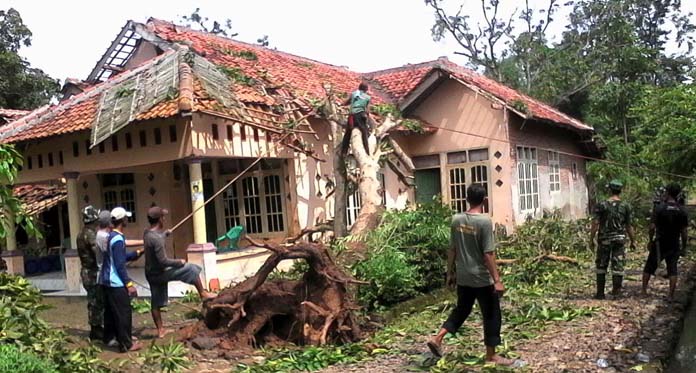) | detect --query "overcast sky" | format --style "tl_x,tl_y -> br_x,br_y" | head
4,0 -> 696,83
